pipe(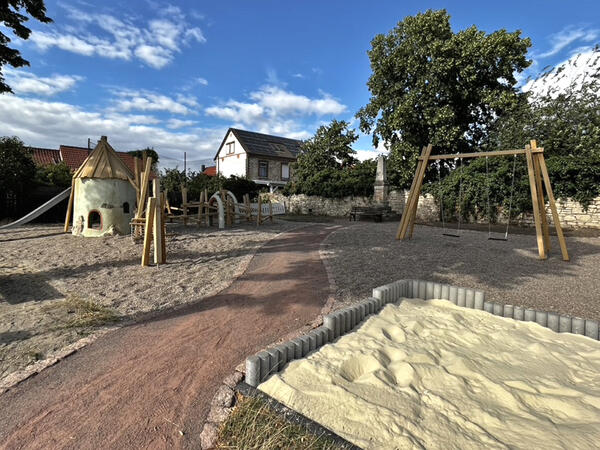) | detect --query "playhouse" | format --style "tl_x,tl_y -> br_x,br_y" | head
70,136 -> 137,237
